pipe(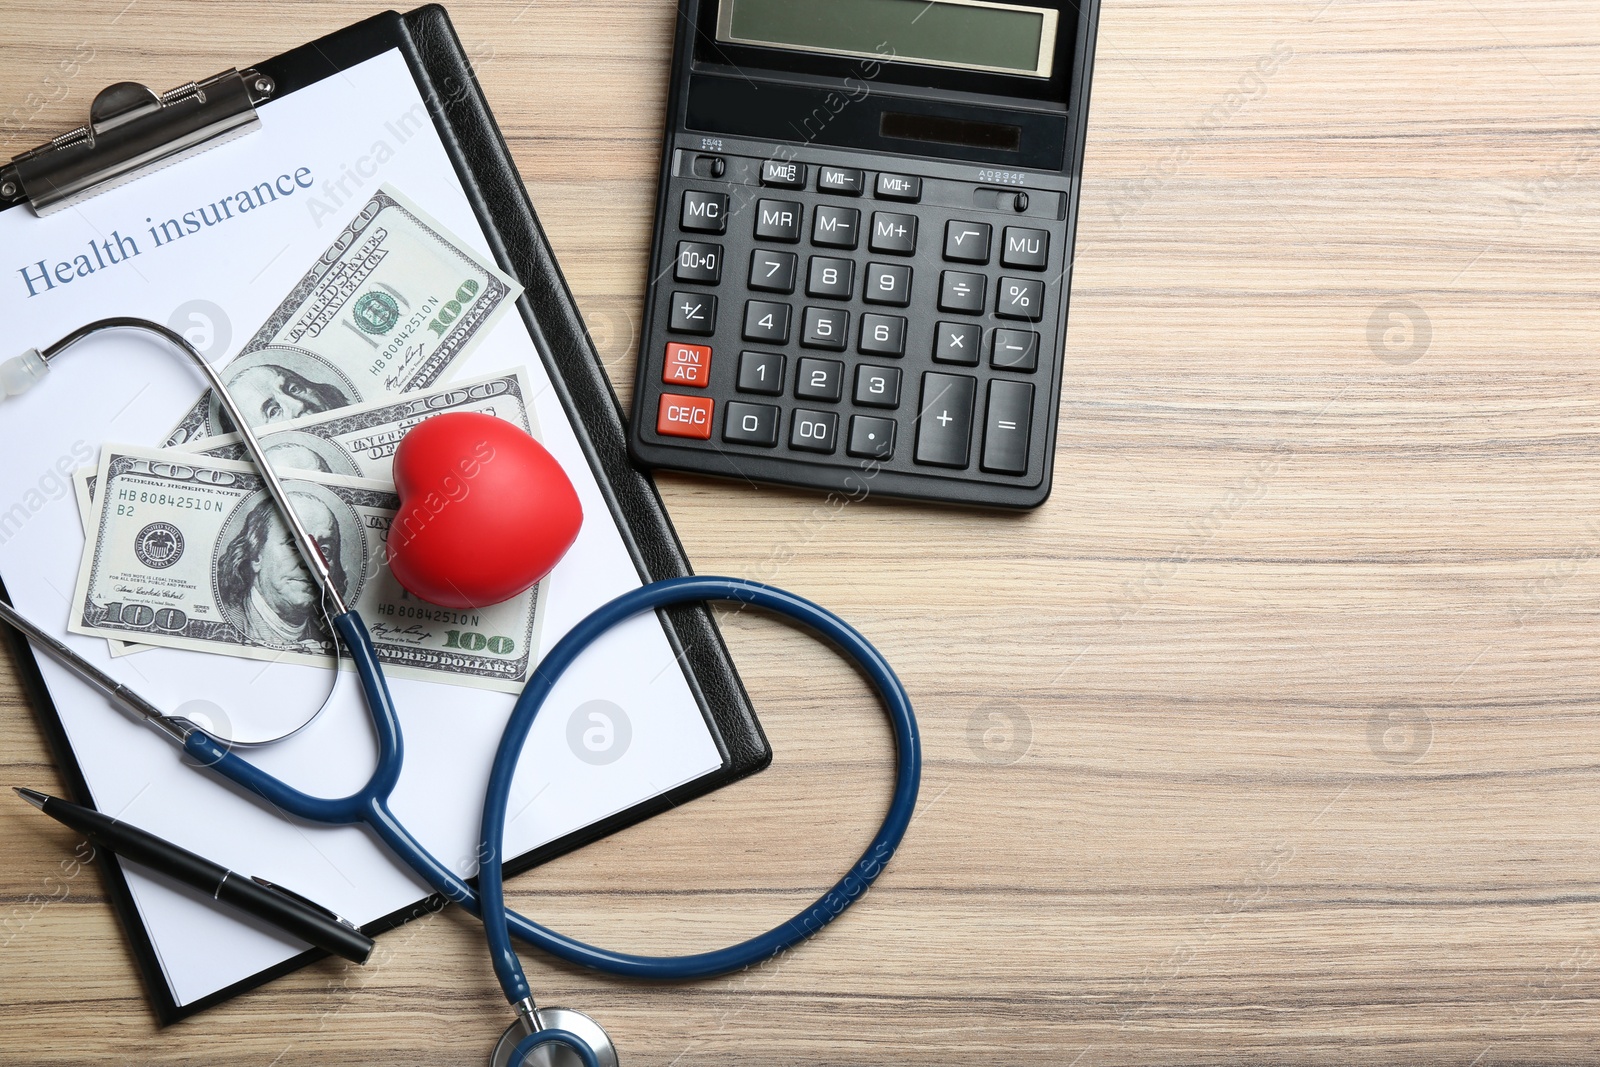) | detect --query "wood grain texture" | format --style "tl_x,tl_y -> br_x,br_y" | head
2,1 -> 1599,1063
